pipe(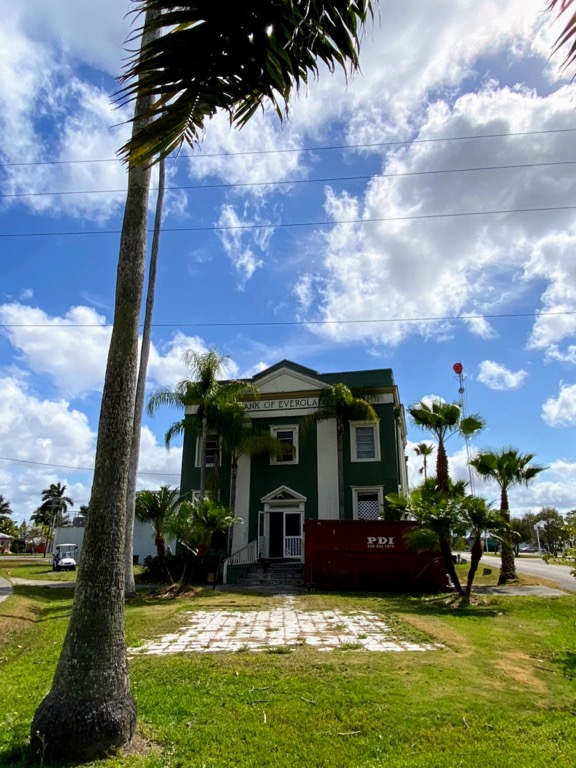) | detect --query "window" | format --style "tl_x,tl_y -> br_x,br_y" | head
271,426 -> 298,464
352,487 -> 384,520
196,434 -> 220,467
350,421 -> 380,462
